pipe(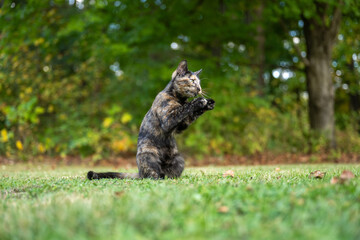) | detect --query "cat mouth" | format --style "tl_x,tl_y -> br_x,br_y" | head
184,90 -> 198,97
195,89 -> 202,97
